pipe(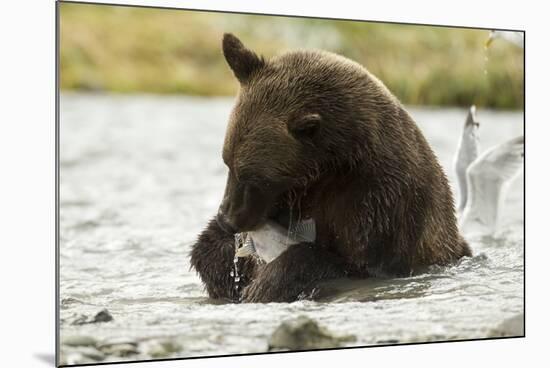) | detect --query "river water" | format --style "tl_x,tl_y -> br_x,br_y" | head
59,93 -> 524,365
